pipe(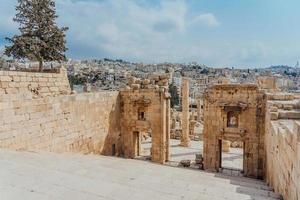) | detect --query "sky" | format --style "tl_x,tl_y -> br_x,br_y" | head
0,0 -> 300,68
